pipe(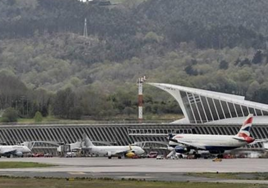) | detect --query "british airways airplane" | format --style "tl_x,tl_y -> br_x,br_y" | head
168,114 -> 266,158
